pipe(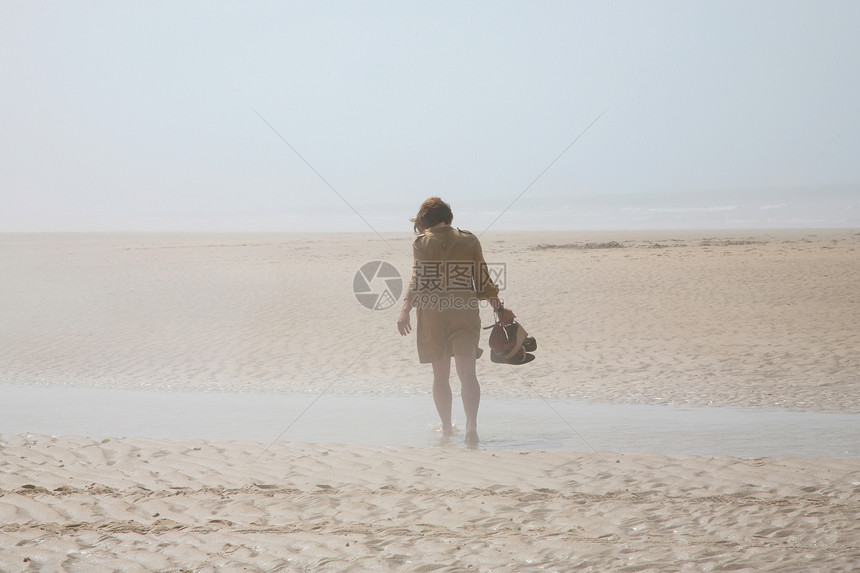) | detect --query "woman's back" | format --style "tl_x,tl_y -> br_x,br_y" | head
410,226 -> 498,308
